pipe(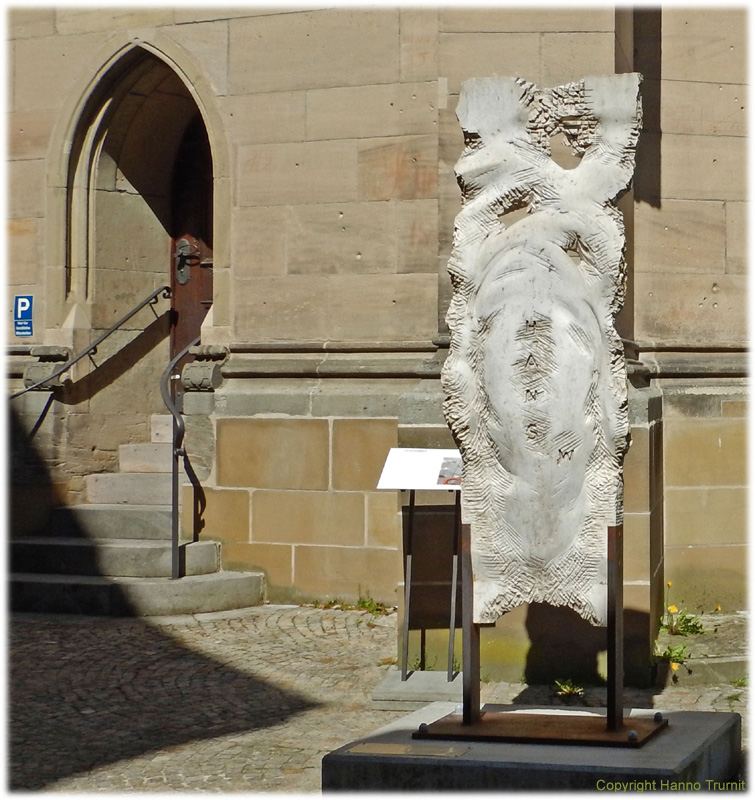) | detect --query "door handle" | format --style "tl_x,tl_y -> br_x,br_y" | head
174,238 -> 201,284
